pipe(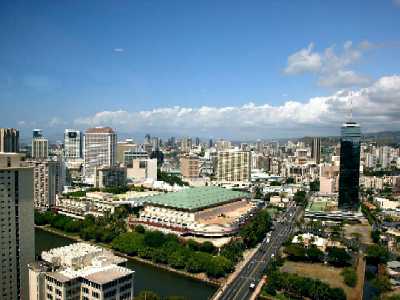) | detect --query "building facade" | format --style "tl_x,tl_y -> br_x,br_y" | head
180,154 -> 200,179
84,127 -> 117,184
126,158 -> 157,182
32,137 -> 49,159
64,129 -> 82,160
0,153 -> 34,300
311,137 -> 321,164
29,243 -> 134,300
0,128 -> 19,153
95,165 -> 127,188
27,159 -> 58,209
338,122 -> 361,210
216,150 -> 251,182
